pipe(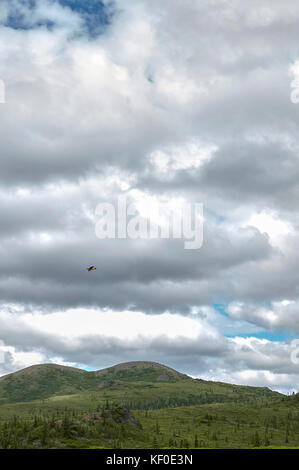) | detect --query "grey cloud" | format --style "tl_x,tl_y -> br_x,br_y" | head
0,217 -> 273,311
